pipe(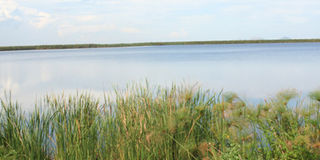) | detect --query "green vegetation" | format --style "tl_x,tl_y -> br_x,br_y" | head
1,83 -> 320,159
1,39 -> 320,51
